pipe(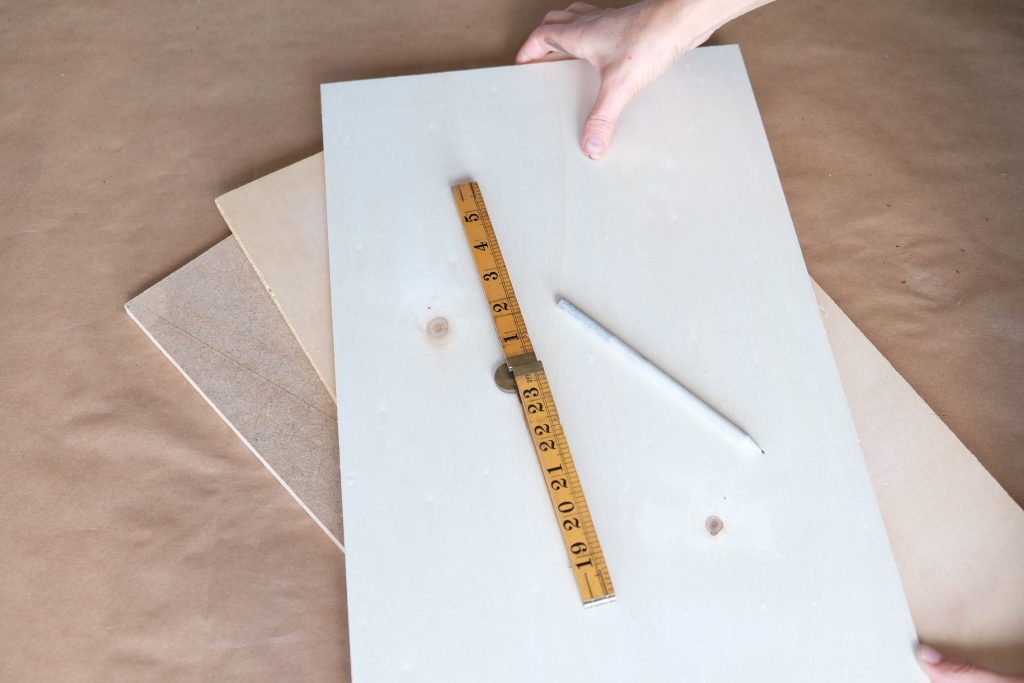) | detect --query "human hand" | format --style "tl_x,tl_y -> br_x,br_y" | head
516,0 -> 773,160
918,644 -> 1024,683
